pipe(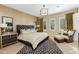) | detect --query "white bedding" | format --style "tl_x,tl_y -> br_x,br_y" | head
18,32 -> 48,49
